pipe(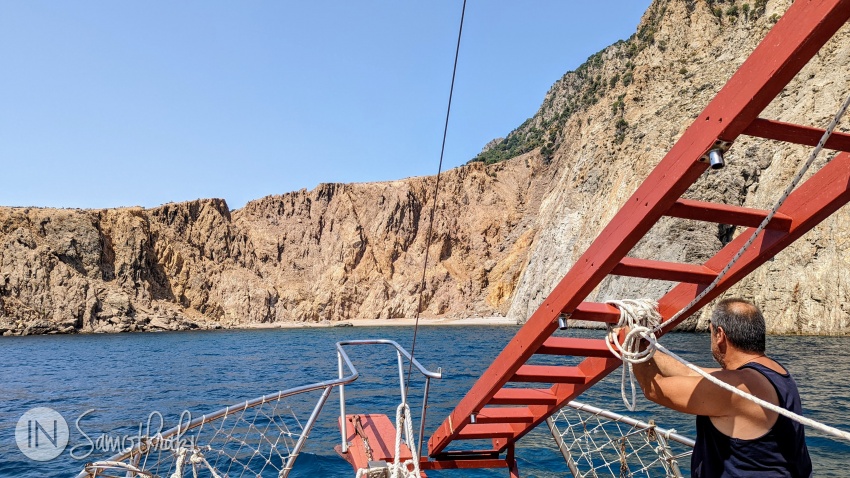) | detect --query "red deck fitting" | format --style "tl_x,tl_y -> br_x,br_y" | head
336,414 -> 424,477
427,0 -> 850,461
